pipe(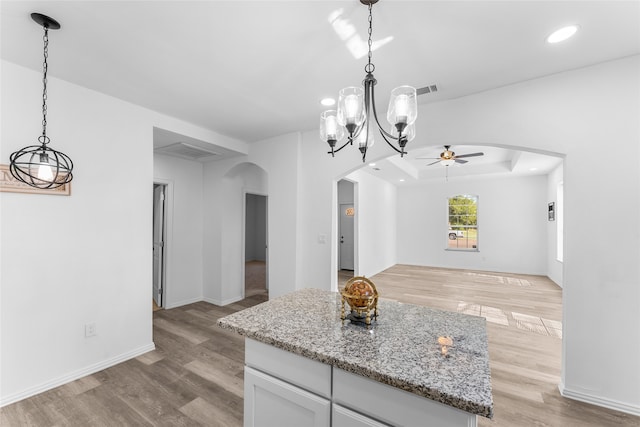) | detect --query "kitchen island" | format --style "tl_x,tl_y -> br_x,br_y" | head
217,288 -> 493,427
